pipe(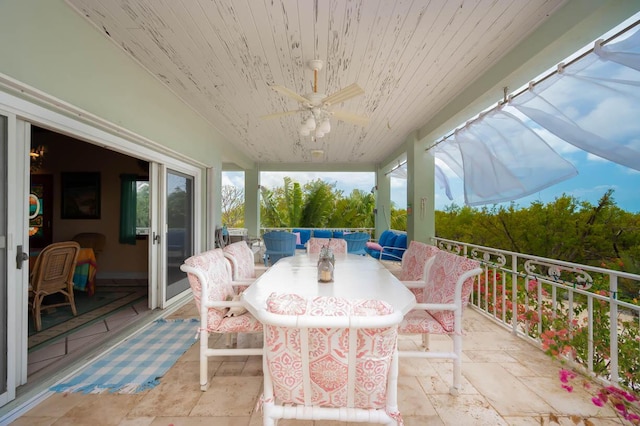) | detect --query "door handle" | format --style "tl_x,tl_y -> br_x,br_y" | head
16,245 -> 29,269
152,232 -> 161,244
